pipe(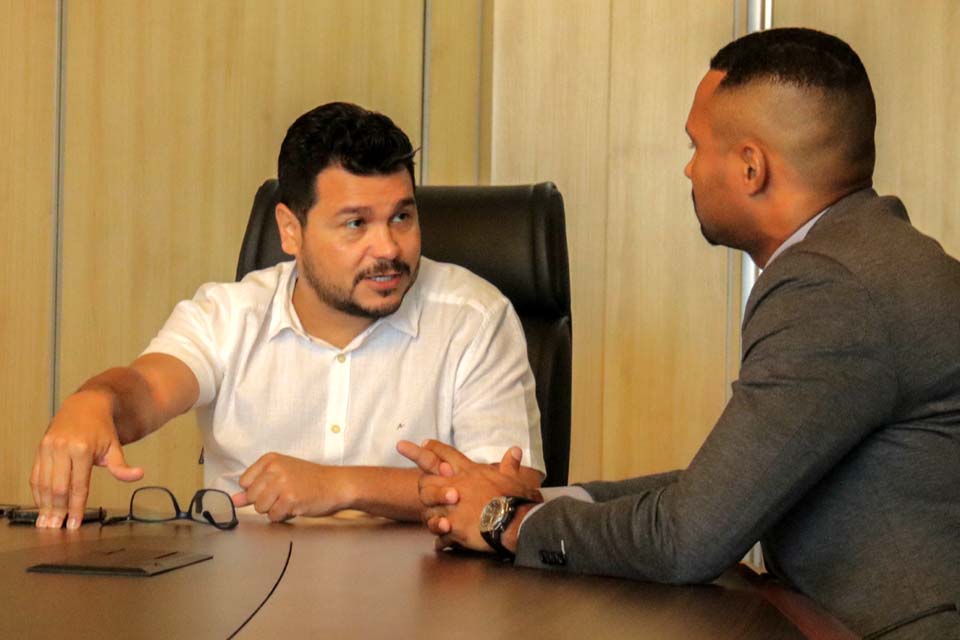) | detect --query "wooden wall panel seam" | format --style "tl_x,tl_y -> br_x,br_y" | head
420,0 -> 431,184
50,0 -> 66,418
